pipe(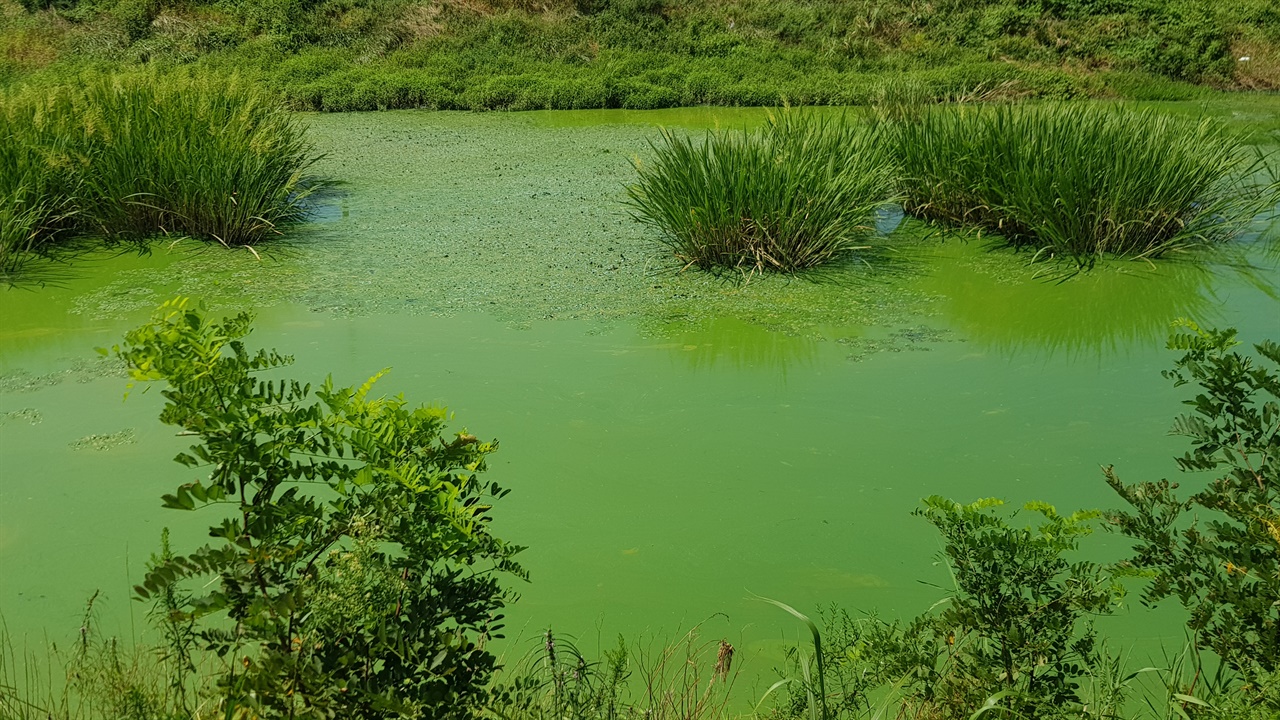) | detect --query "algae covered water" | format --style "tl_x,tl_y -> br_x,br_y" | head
2,106 -> 1278,675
